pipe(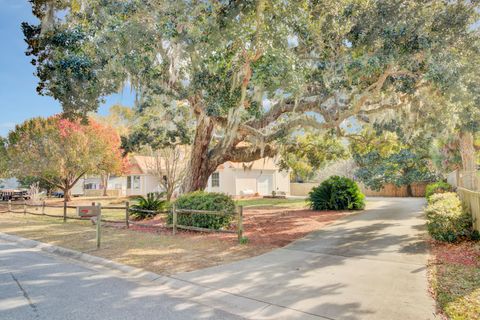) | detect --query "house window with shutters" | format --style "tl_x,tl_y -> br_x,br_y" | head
211,172 -> 220,187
